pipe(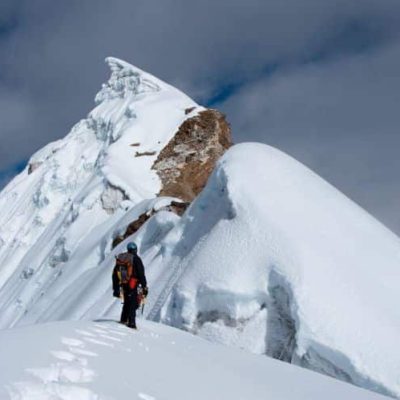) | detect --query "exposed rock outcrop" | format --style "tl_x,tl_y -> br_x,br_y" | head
135,151 -> 157,157
152,109 -> 232,202
28,162 -> 42,175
